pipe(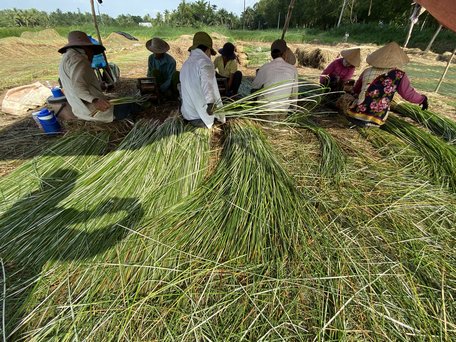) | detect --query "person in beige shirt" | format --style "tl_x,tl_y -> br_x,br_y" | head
213,42 -> 242,96
251,39 -> 298,119
58,31 -> 139,122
